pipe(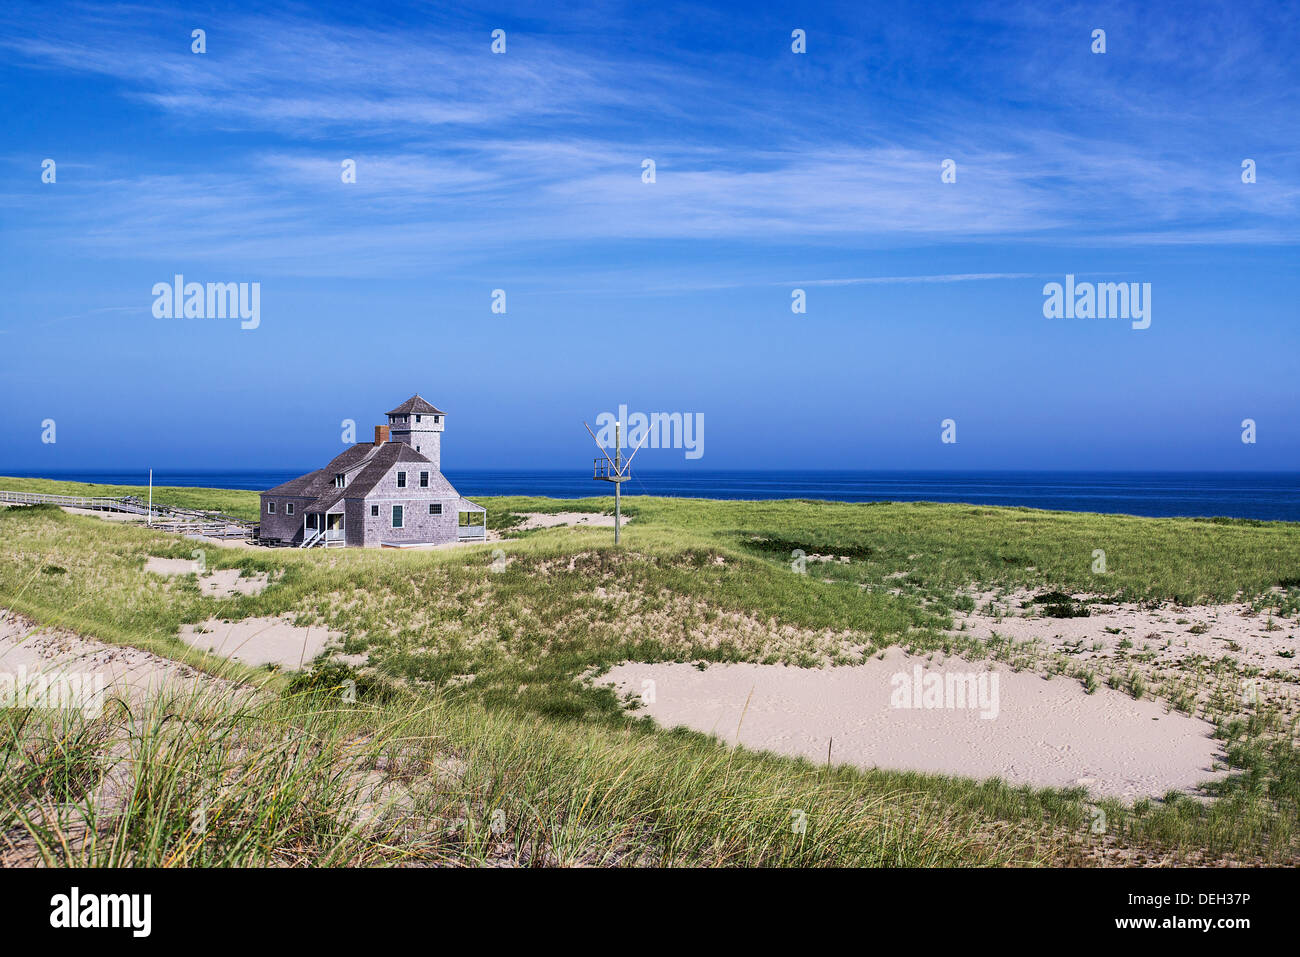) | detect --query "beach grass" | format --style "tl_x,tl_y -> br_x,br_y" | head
2,678 -> 1042,867
2,481 -> 1299,865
